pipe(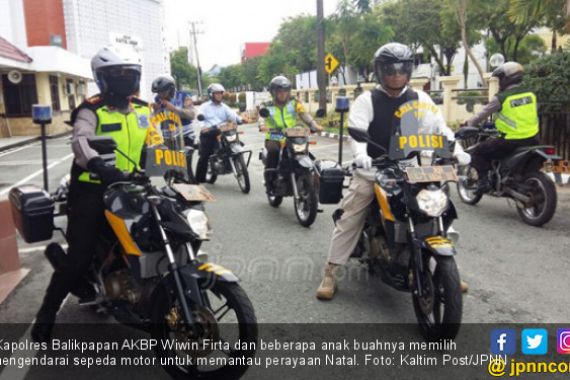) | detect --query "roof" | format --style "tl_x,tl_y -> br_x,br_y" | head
0,36 -> 32,63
